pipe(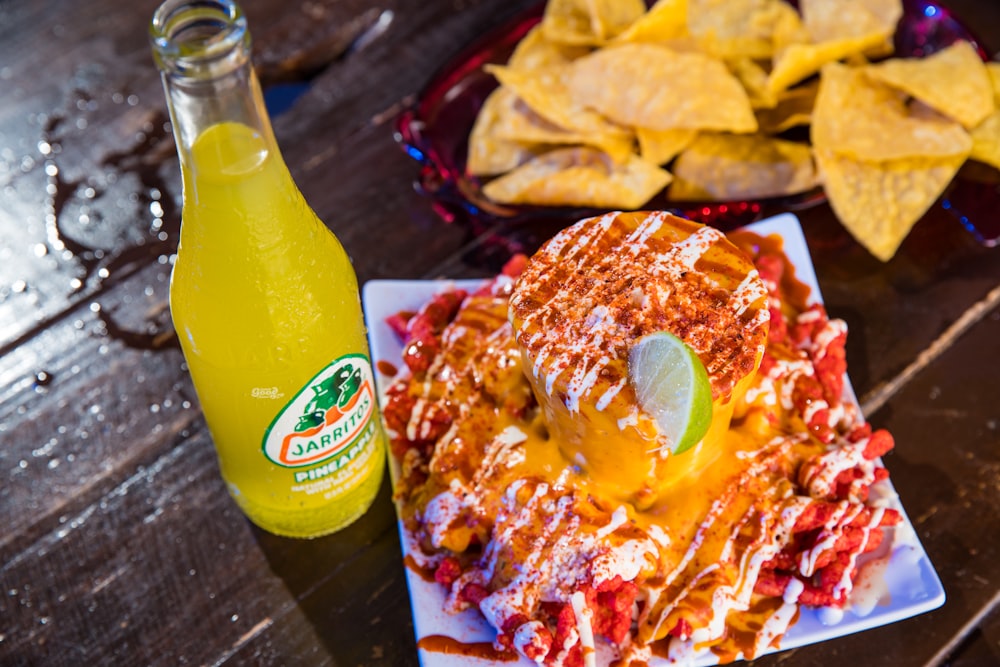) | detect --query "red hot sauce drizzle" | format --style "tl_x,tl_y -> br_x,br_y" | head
417,635 -> 520,662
